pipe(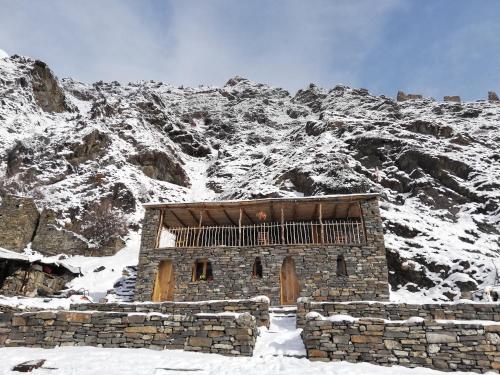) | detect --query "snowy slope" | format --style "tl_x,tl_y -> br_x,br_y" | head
0,56 -> 499,302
